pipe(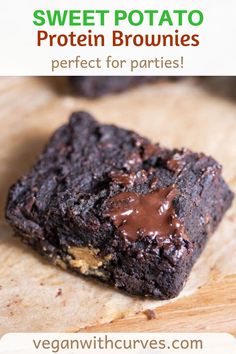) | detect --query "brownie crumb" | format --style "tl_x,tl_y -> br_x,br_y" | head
144,309 -> 156,320
55,288 -> 62,297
